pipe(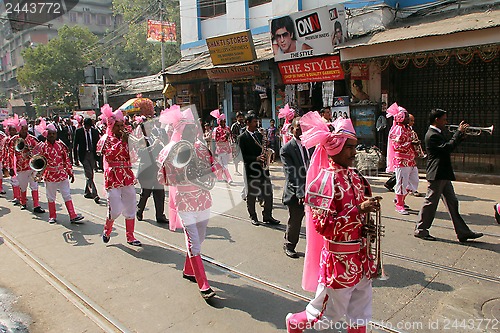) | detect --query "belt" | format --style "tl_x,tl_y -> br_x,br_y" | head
176,185 -> 200,192
107,161 -> 131,168
324,239 -> 361,254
